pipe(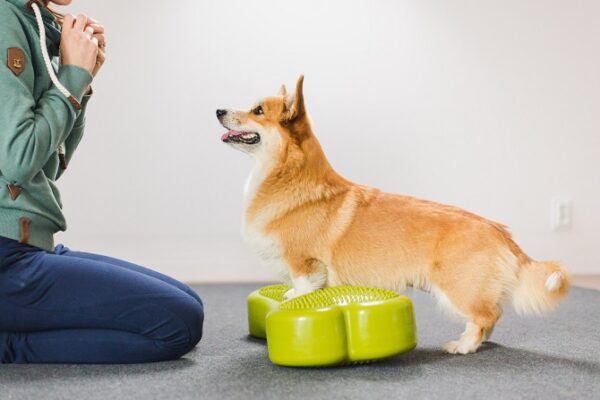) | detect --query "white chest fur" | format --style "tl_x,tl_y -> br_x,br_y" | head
241,161 -> 290,281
